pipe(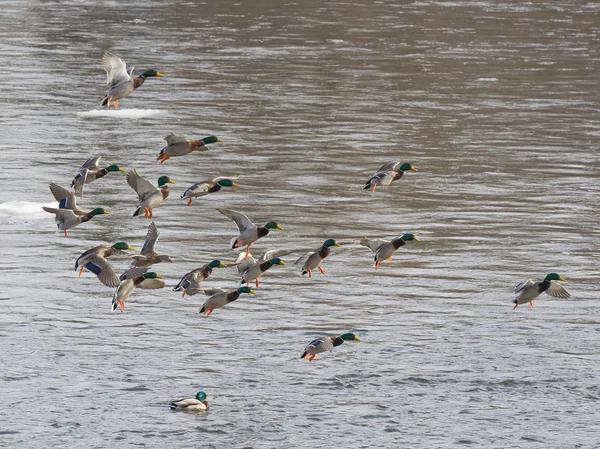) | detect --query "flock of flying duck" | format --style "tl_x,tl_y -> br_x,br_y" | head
41,50 -> 571,411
